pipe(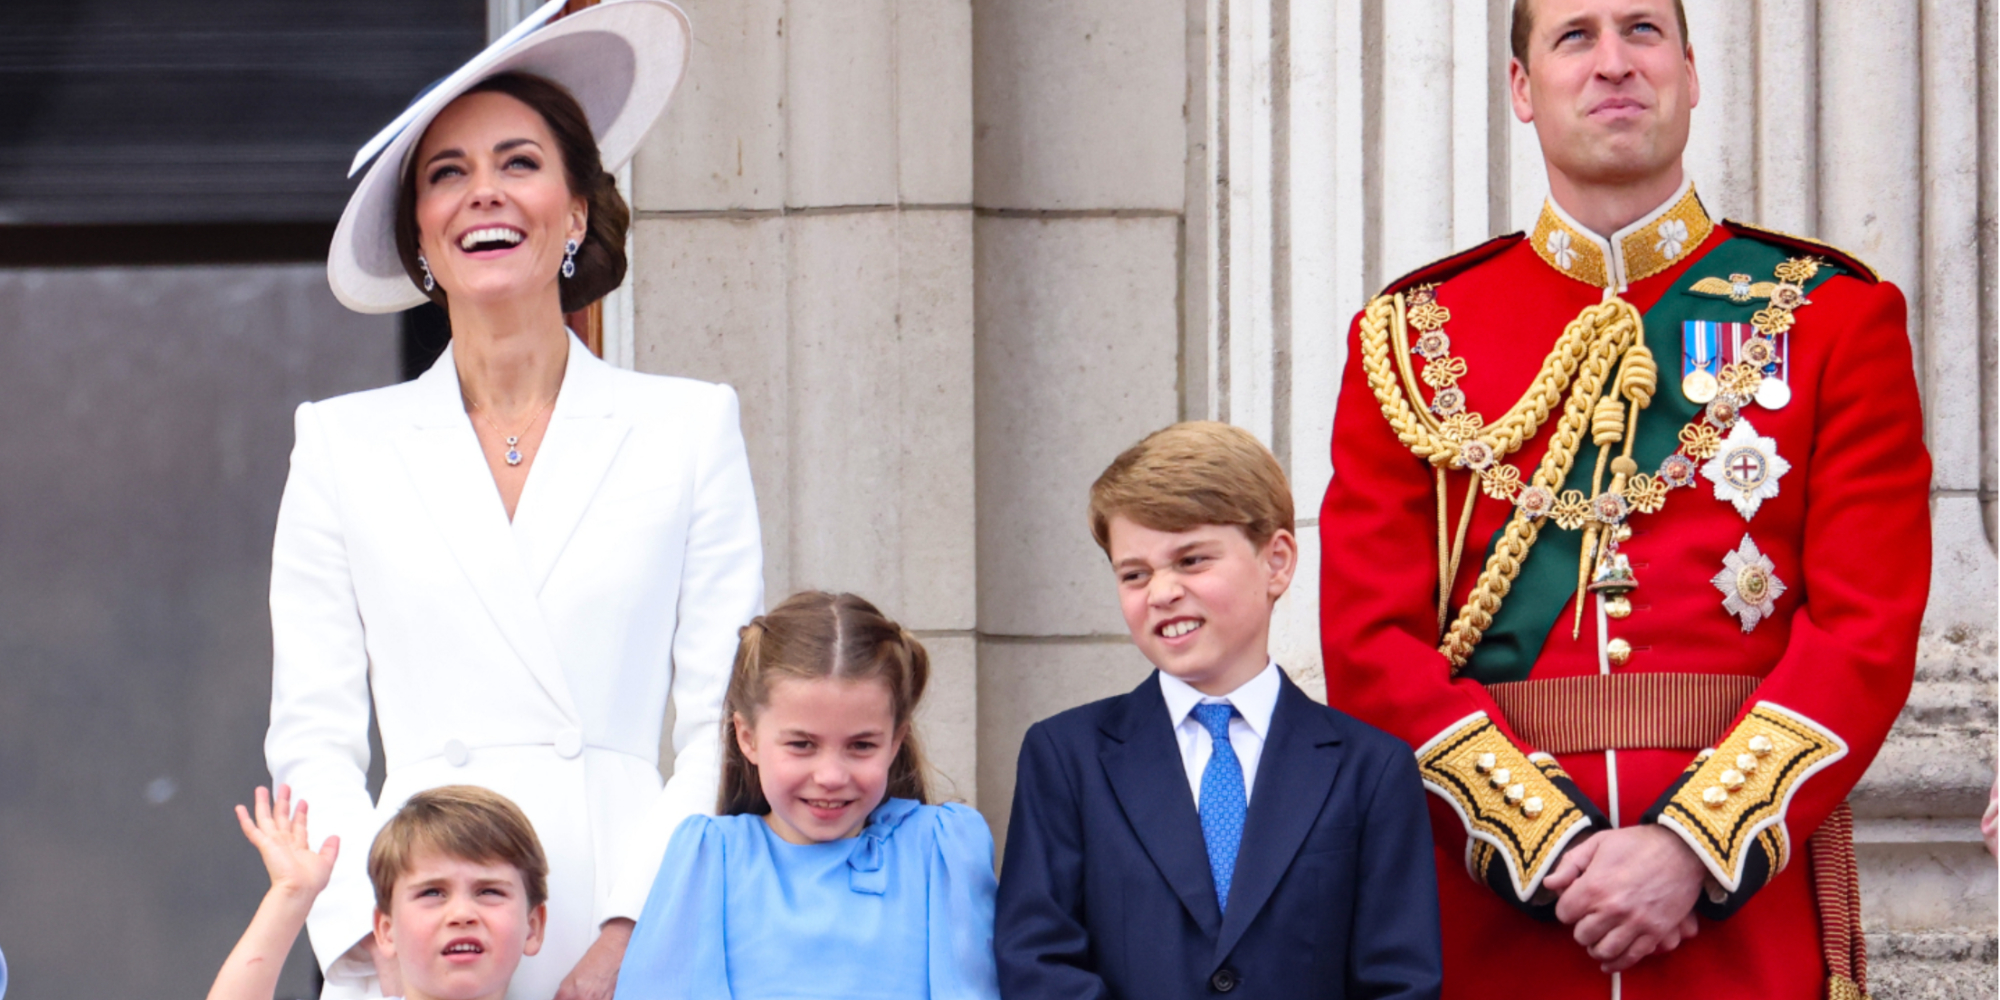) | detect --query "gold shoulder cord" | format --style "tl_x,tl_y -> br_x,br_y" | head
1359,292 -> 1647,672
